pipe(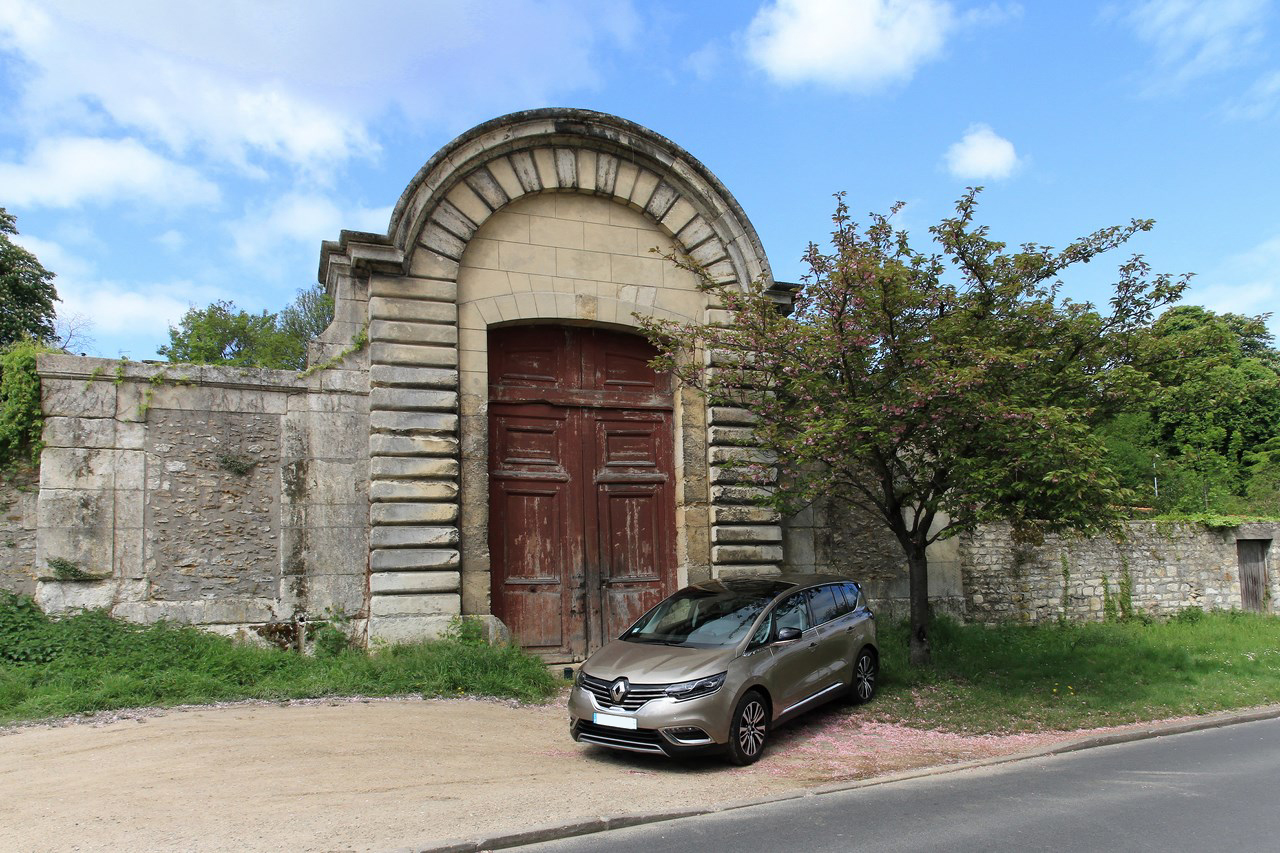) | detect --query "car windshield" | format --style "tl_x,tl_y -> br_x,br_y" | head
621,581 -> 787,648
